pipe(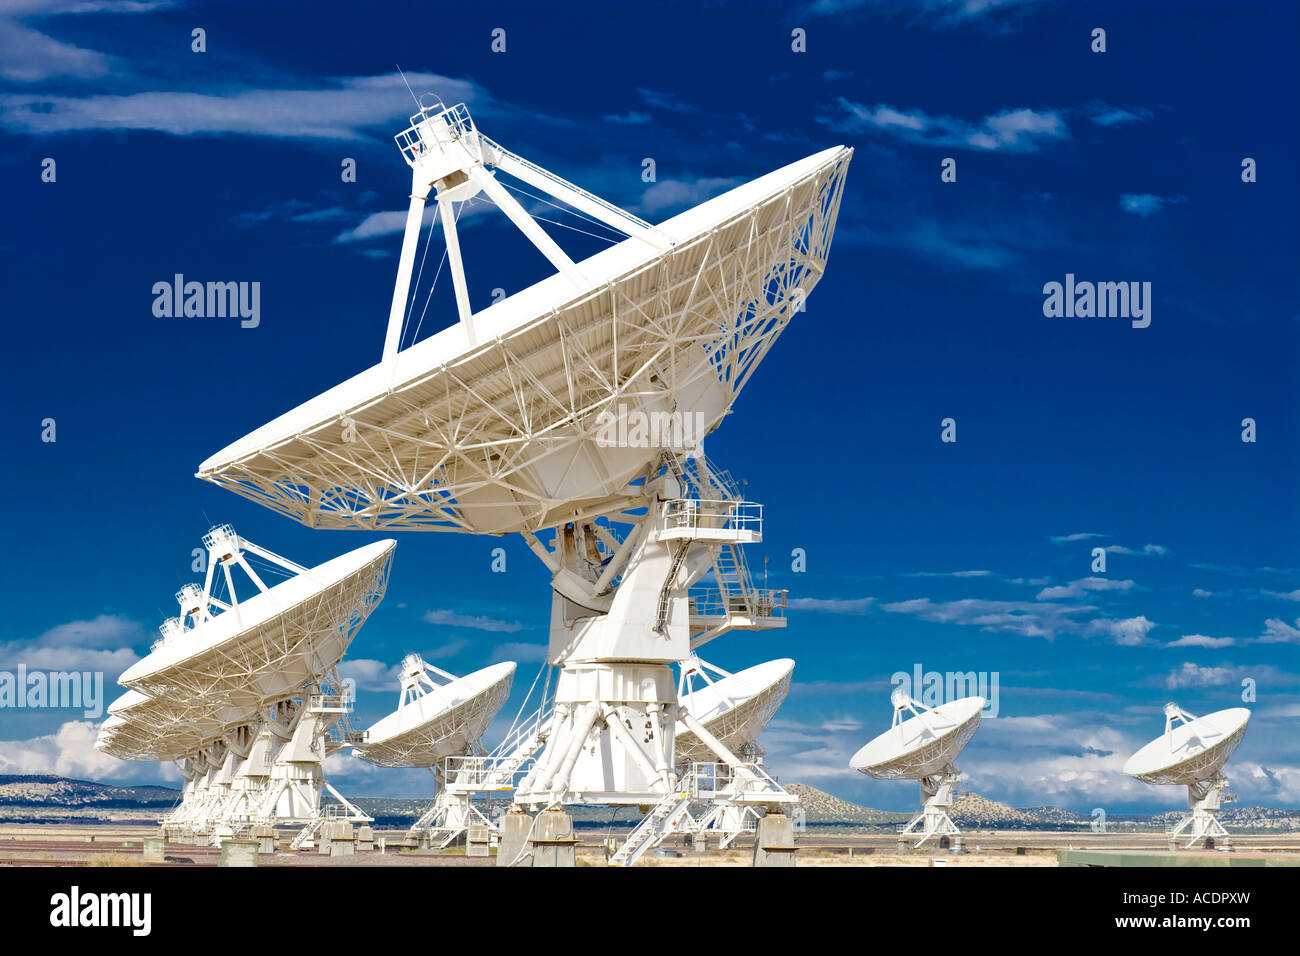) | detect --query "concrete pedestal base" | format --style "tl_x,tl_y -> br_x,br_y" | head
753,812 -> 796,868
328,822 -> 355,857
497,807 -> 532,867
219,840 -> 259,867
528,807 -> 578,868
357,825 -> 375,852
253,825 -> 276,854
